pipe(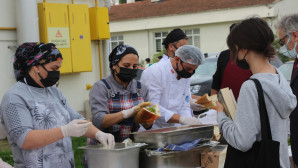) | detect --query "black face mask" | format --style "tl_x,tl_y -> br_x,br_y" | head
115,66 -> 137,82
175,60 -> 195,78
236,54 -> 250,70
38,65 -> 60,87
